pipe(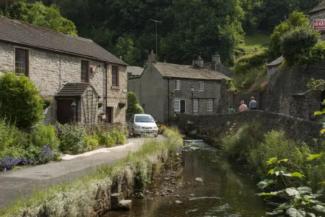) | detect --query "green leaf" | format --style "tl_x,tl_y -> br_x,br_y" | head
286,208 -> 306,217
267,157 -> 278,166
285,188 -> 299,196
307,153 -> 323,161
313,205 -> 325,213
297,187 -> 312,195
290,172 -> 305,179
258,191 -> 281,197
257,179 -> 274,190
